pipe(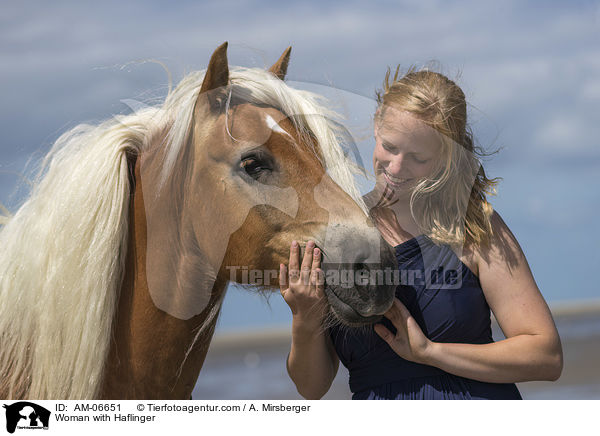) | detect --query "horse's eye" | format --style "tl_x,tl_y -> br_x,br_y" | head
240,155 -> 271,179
